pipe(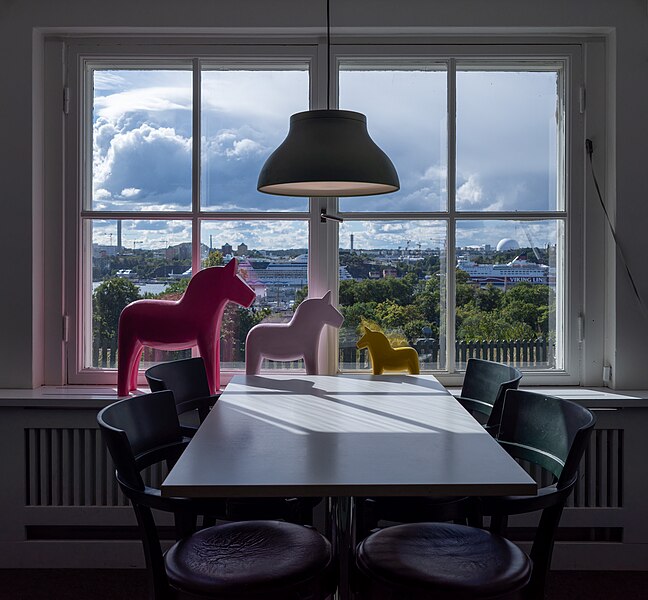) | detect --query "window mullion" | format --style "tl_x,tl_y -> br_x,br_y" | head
191,58 -> 201,271
446,58 -> 457,374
